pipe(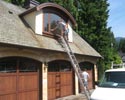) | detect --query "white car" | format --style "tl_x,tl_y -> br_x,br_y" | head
90,68 -> 125,100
